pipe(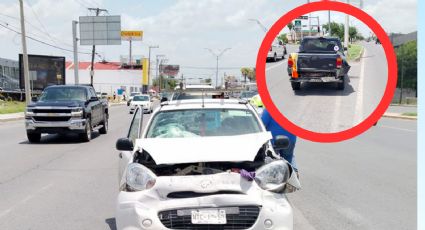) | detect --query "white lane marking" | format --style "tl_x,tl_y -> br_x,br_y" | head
331,94 -> 342,132
353,49 -> 366,126
380,125 -> 416,133
0,183 -> 53,219
266,61 -> 285,71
